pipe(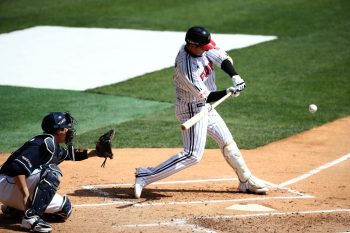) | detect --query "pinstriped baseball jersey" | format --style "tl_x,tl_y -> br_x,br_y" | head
136,44 -> 235,186
174,44 -> 231,107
